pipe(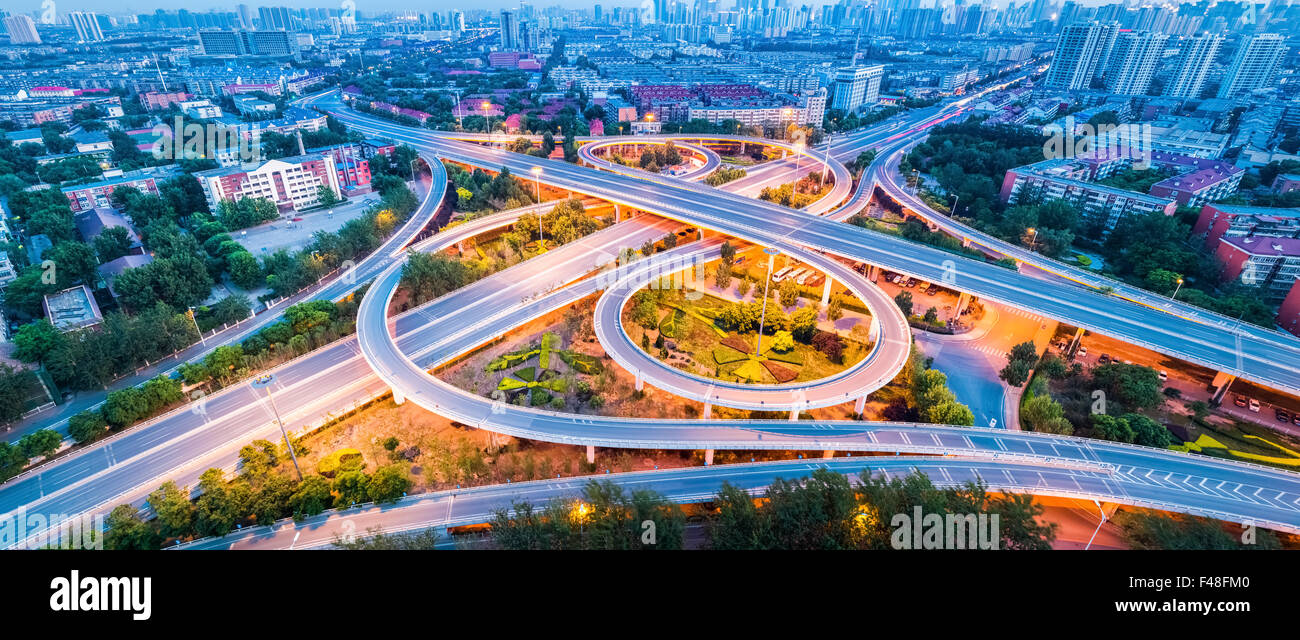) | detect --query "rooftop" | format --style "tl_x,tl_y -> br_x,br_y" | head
42,284 -> 103,332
